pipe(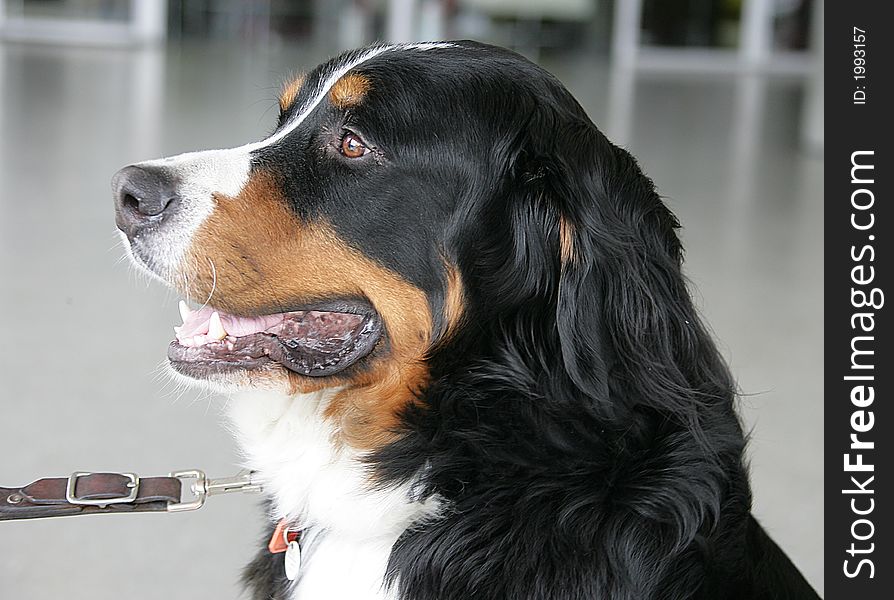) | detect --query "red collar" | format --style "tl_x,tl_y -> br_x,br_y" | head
268,518 -> 300,553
